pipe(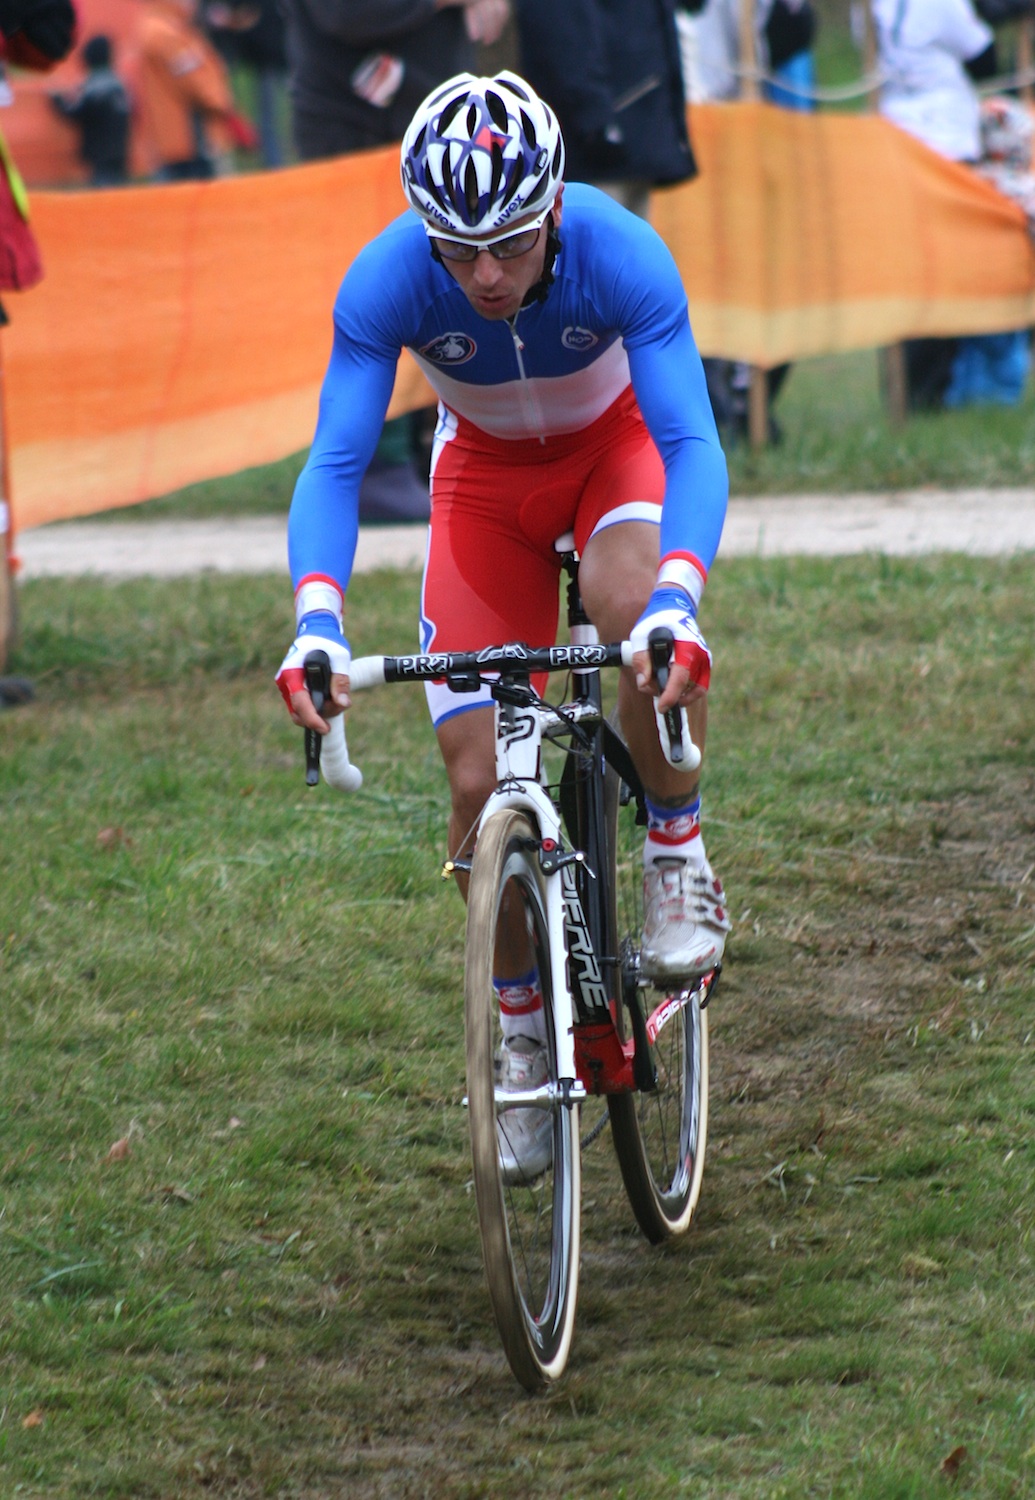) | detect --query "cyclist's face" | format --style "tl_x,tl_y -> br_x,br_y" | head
441,185 -> 564,322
